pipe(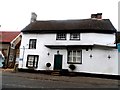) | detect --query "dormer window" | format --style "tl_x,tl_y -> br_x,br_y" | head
70,33 -> 80,40
56,33 -> 66,40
